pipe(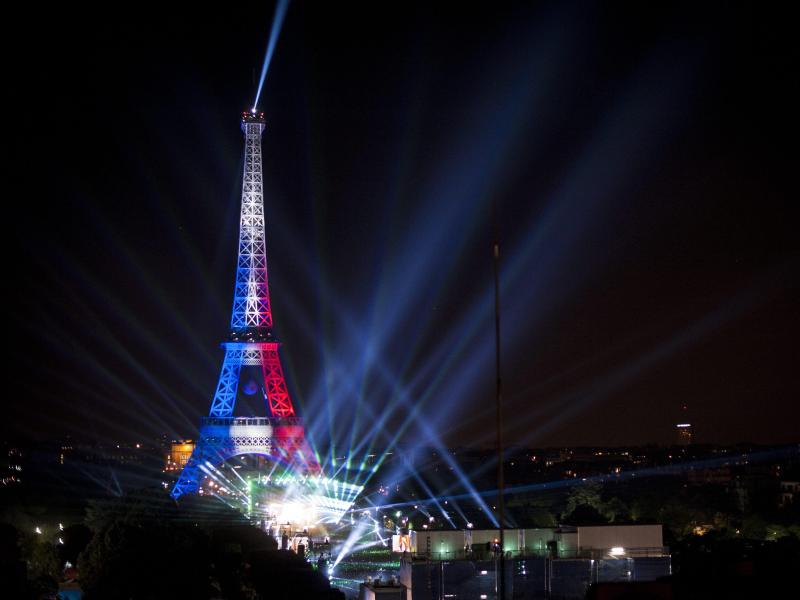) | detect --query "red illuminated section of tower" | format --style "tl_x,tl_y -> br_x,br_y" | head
260,343 -> 295,417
